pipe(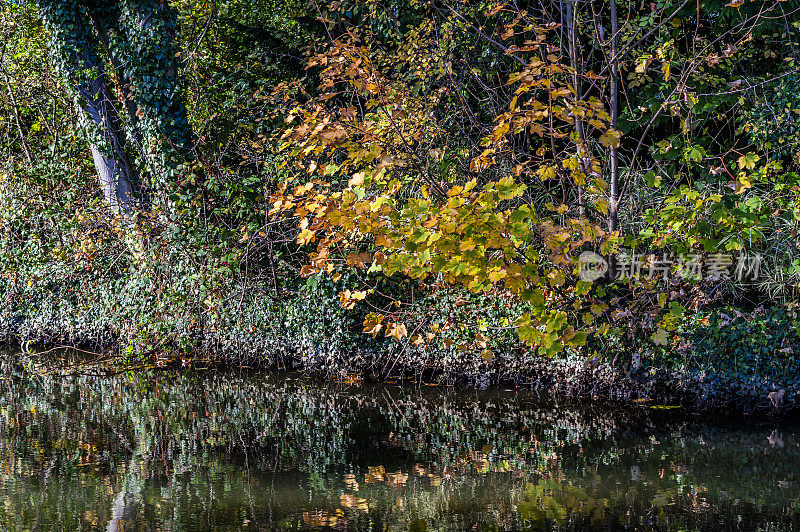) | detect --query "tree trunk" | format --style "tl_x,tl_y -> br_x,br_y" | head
80,58 -> 136,215
34,0 -> 138,215
608,0 -> 621,232
113,0 -> 196,182
105,489 -> 127,532
87,7 -> 143,148
565,0 -> 587,216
